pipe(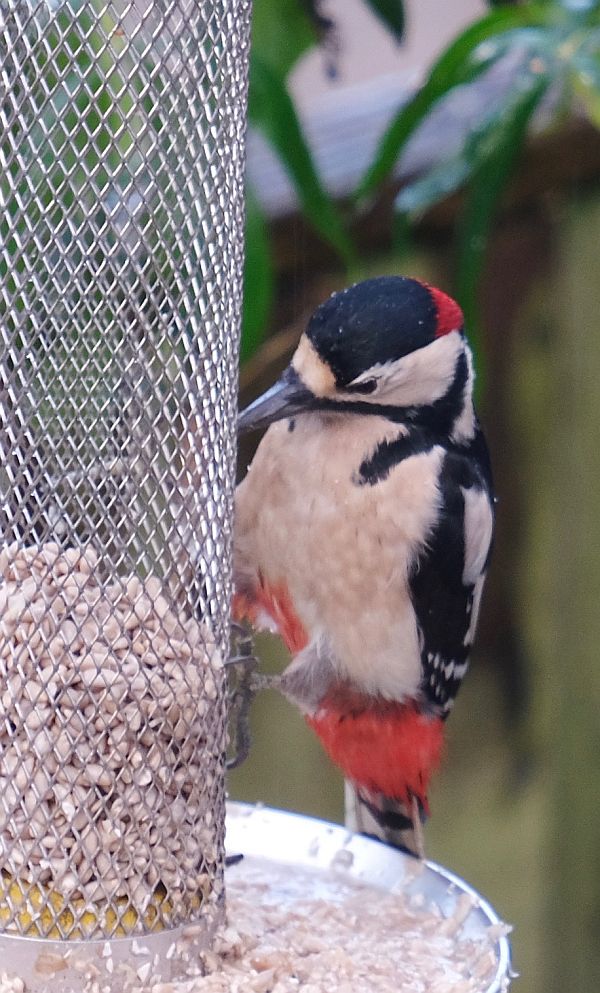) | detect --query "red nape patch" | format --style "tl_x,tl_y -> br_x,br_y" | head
307,691 -> 444,809
426,284 -> 464,338
232,580 -> 308,655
